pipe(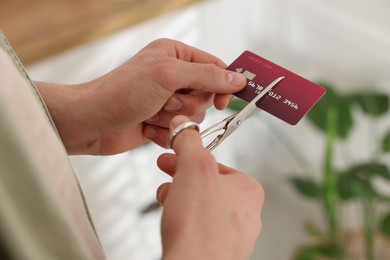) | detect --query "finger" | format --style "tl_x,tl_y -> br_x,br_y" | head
164,90 -> 214,114
218,163 -> 238,175
156,182 -> 171,205
143,124 -> 170,148
169,116 -> 218,176
151,39 -> 227,68
168,115 -> 204,155
144,111 -> 205,148
214,93 -> 233,110
157,153 -> 177,177
145,110 -> 206,129
166,60 -> 246,94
